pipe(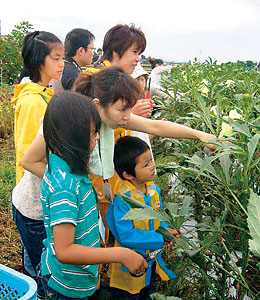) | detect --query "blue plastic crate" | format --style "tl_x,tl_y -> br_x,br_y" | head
0,264 -> 37,300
